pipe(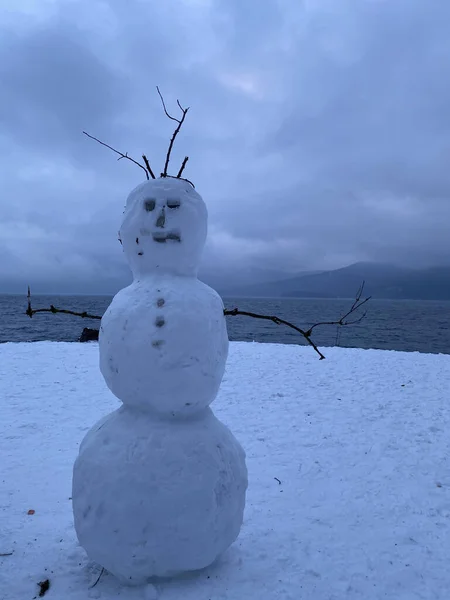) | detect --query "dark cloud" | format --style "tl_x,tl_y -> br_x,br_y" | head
0,23 -> 125,154
1,0 -> 449,294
